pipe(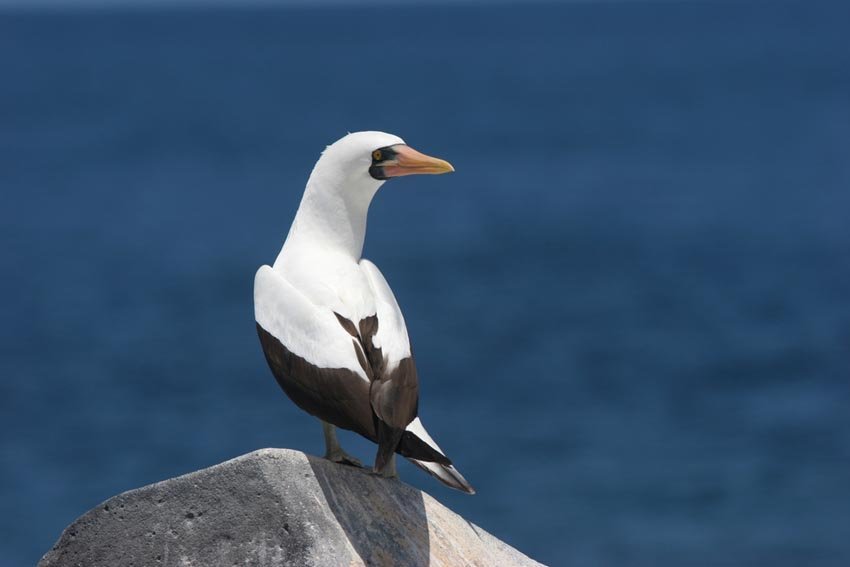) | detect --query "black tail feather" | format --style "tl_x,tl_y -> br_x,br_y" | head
396,430 -> 452,466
